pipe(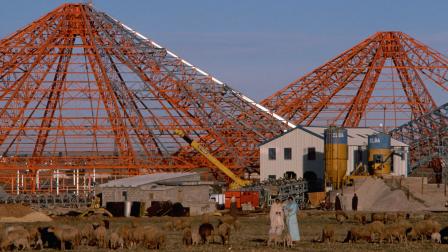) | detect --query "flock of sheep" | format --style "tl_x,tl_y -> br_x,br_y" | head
0,211 -> 445,251
318,211 -> 443,244
0,214 -> 241,251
